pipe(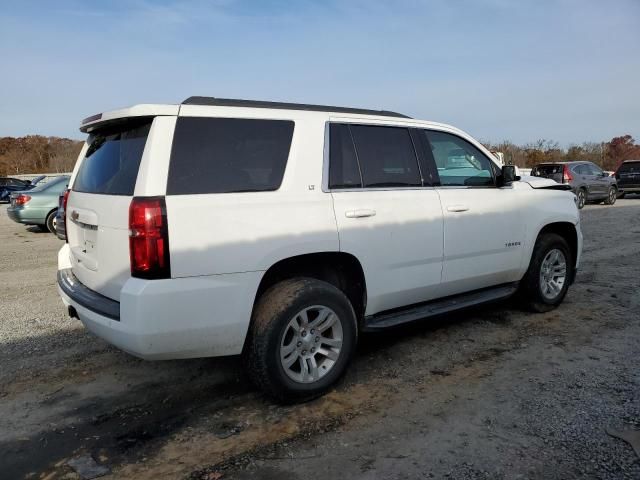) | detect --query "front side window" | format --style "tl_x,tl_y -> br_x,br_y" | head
423,130 -> 495,187
349,125 -> 421,188
167,117 -> 294,195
